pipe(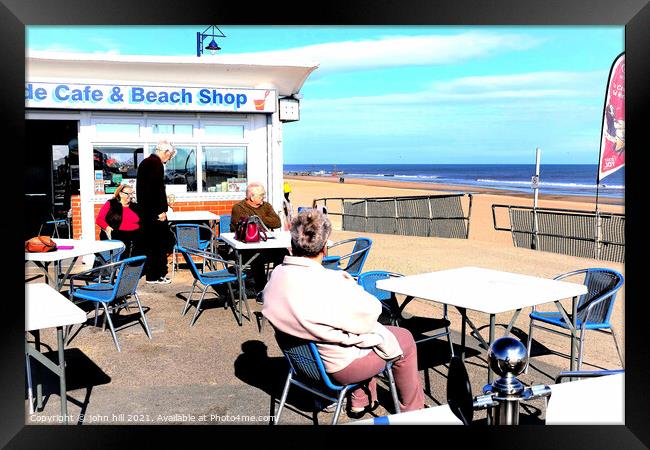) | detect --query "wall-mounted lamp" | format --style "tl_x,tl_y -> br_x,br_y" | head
197,25 -> 226,57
